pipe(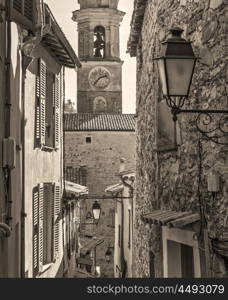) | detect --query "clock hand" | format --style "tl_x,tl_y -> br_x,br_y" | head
94,75 -> 108,85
